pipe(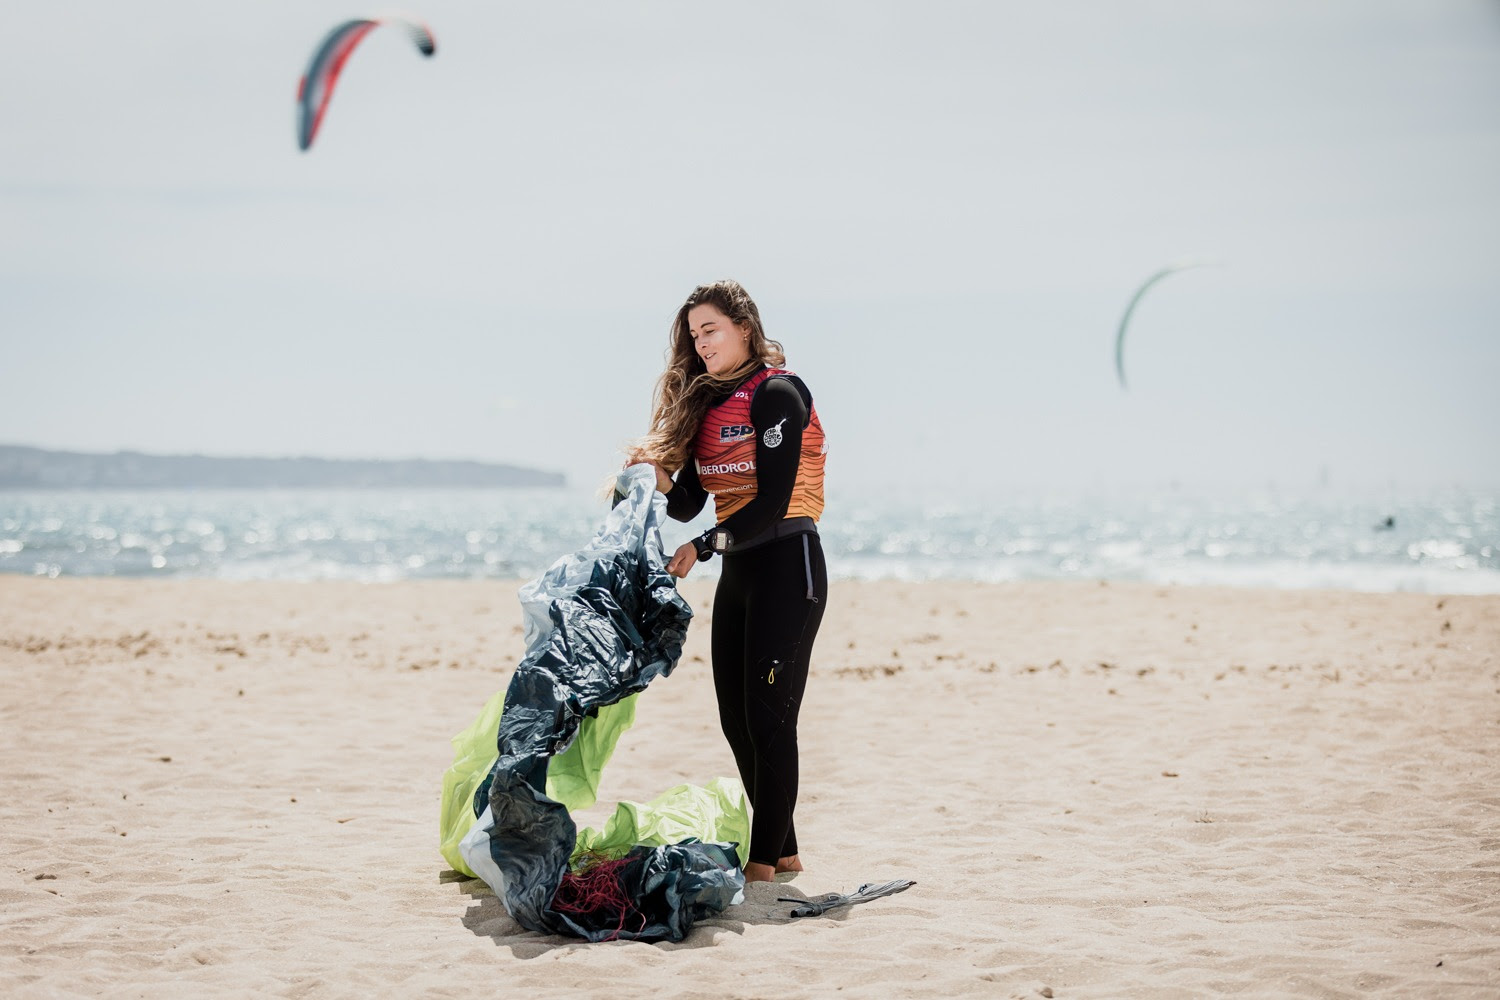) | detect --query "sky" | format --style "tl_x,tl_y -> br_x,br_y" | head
2,0 -> 1497,497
